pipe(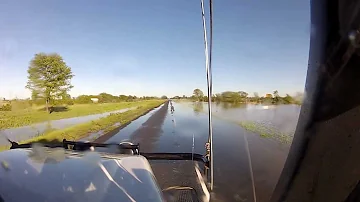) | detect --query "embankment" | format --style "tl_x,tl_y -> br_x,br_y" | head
1,101 -> 158,129
93,101 -> 168,143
